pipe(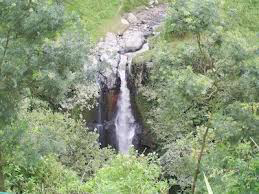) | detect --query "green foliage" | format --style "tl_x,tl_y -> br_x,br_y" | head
203,172 -> 213,194
132,50 -> 154,66
146,66 -> 213,145
195,140 -> 259,193
5,156 -> 84,193
83,153 -> 169,193
222,0 -> 259,32
0,0 -> 90,124
165,0 -> 219,37
122,0 -> 149,12
65,0 -> 150,41
2,101 -> 115,192
160,136 -> 194,191
65,0 -> 121,40
0,1 -> 94,190
137,0 -> 258,192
